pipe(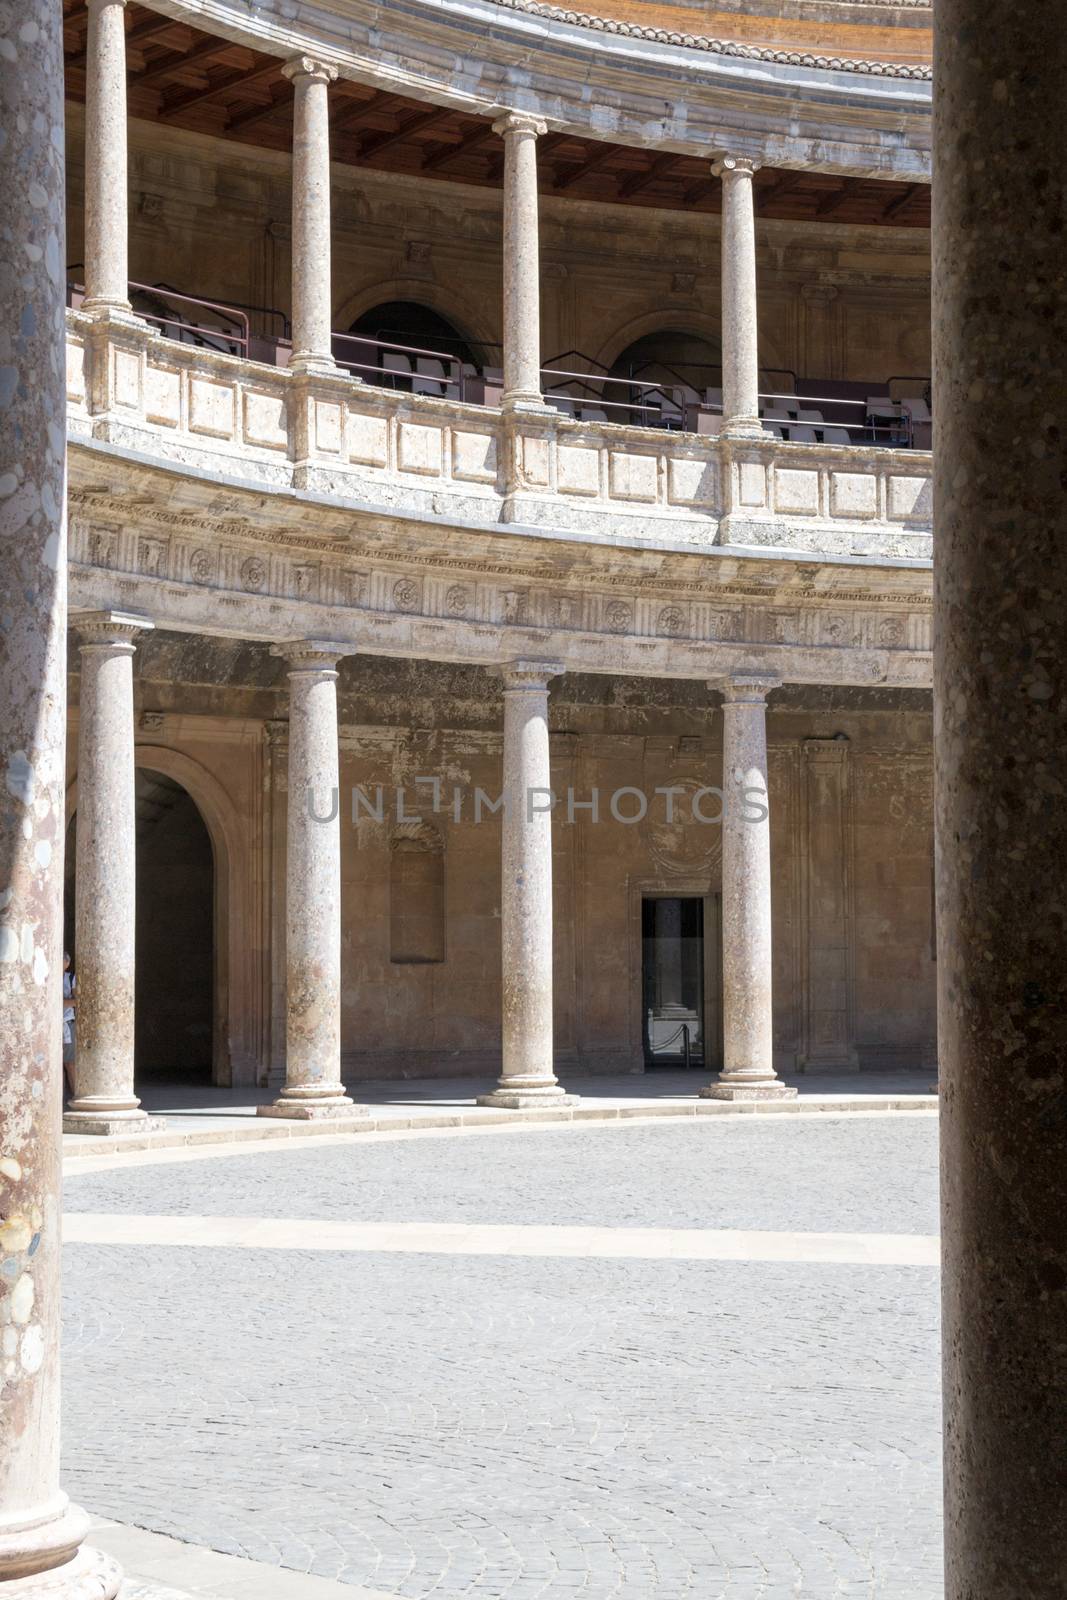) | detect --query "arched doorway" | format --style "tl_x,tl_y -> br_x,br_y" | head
608,330 -> 723,407
63,770 -> 215,1087
339,300 -> 477,396
134,769 -> 214,1083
